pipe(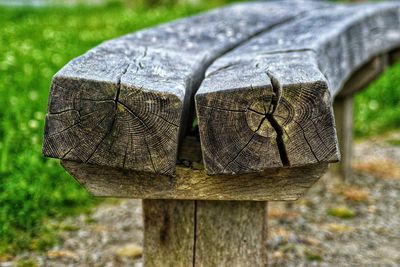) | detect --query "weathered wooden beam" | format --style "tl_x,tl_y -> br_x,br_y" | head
338,54 -> 389,97
42,1 -> 328,175
196,3 -> 400,175
143,200 -> 268,267
62,160 -> 328,201
196,52 -> 337,174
